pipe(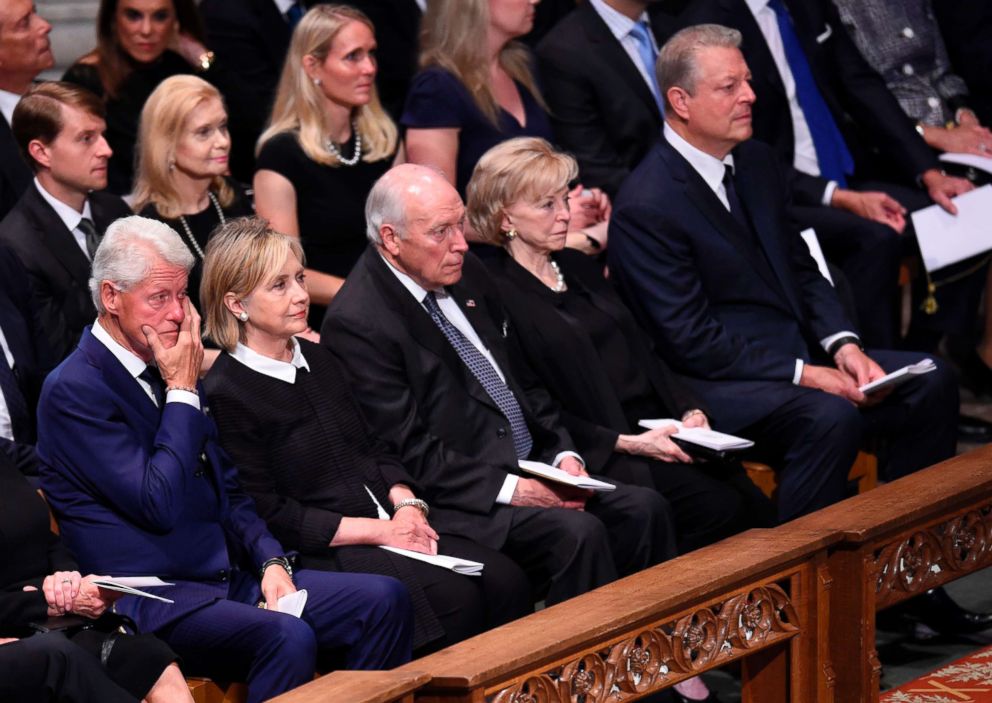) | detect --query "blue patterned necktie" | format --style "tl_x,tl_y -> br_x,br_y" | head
767,0 -> 854,186
628,20 -> 665,116
0,347 -> 28,440
422,292 -> 533,459
285,2 -> 306,28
